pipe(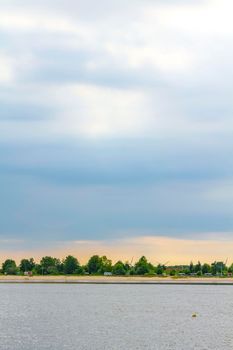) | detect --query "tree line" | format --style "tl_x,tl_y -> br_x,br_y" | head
1,255 -> 233,277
